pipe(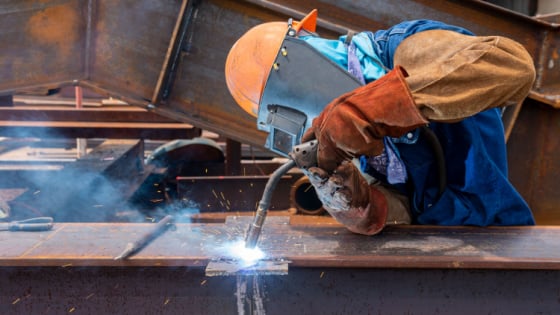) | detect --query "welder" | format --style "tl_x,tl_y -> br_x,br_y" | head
225,9 -> 536,236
